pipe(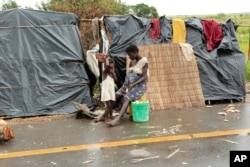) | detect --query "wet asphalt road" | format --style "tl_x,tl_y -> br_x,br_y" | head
1,95 -> 250,167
